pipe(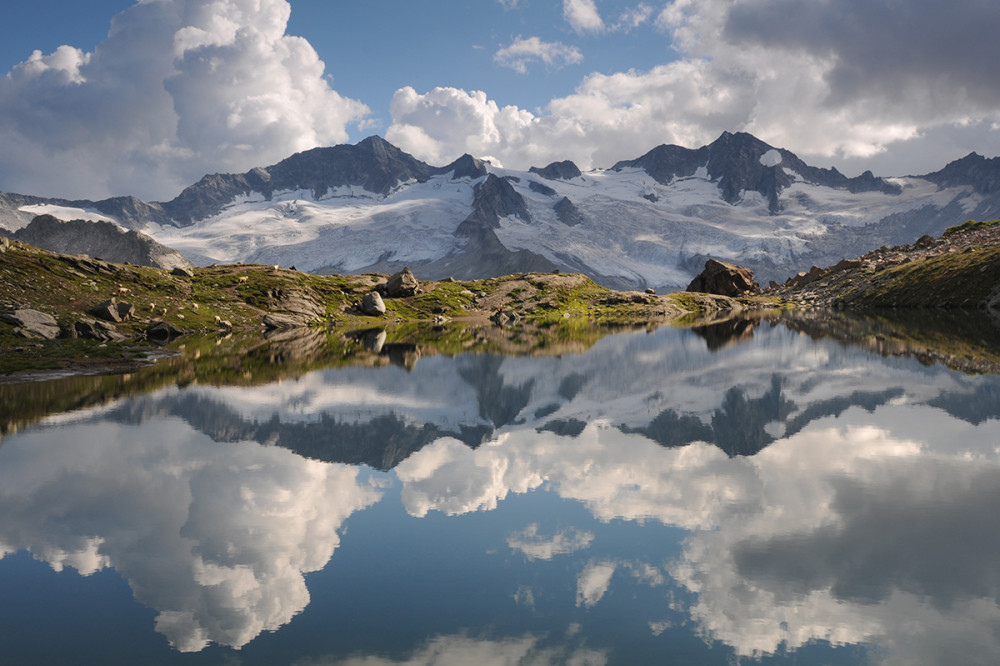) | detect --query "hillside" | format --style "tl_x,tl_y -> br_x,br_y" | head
767,220 -> 1000,311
